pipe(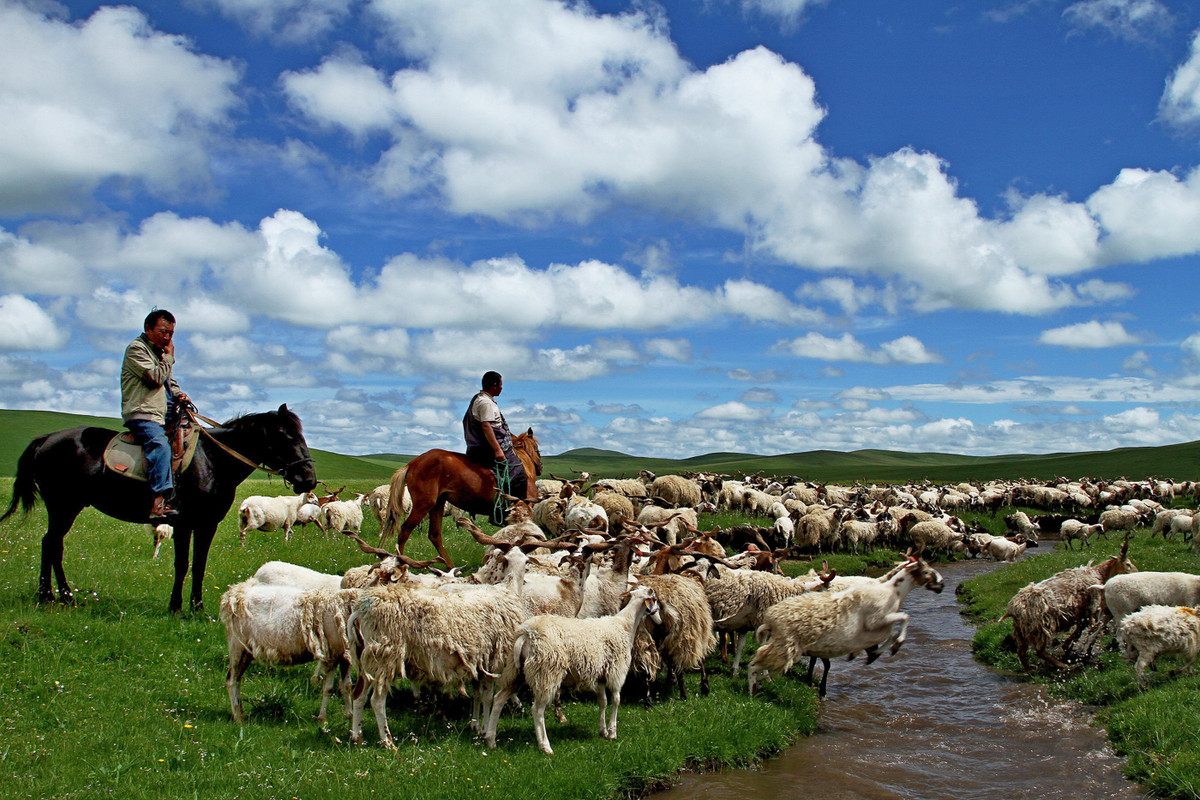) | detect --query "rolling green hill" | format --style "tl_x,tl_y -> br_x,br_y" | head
3,408 -> 1197,483
0,409 -> 395,483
